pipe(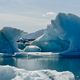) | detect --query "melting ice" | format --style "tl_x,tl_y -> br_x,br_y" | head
0,65 -> 75,80
0,13 -> 80,55
32,13 -> 80,54
0,27 -> 23,54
